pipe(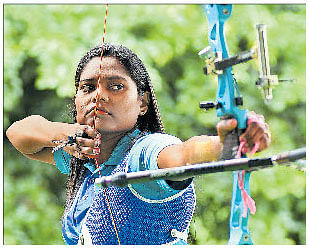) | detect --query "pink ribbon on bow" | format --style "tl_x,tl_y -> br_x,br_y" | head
237,170 -> 256,217
236,115 -> 262,217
